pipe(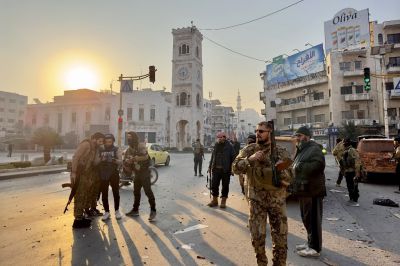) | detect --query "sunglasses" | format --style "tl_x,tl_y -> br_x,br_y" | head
255,129 -> 271,134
